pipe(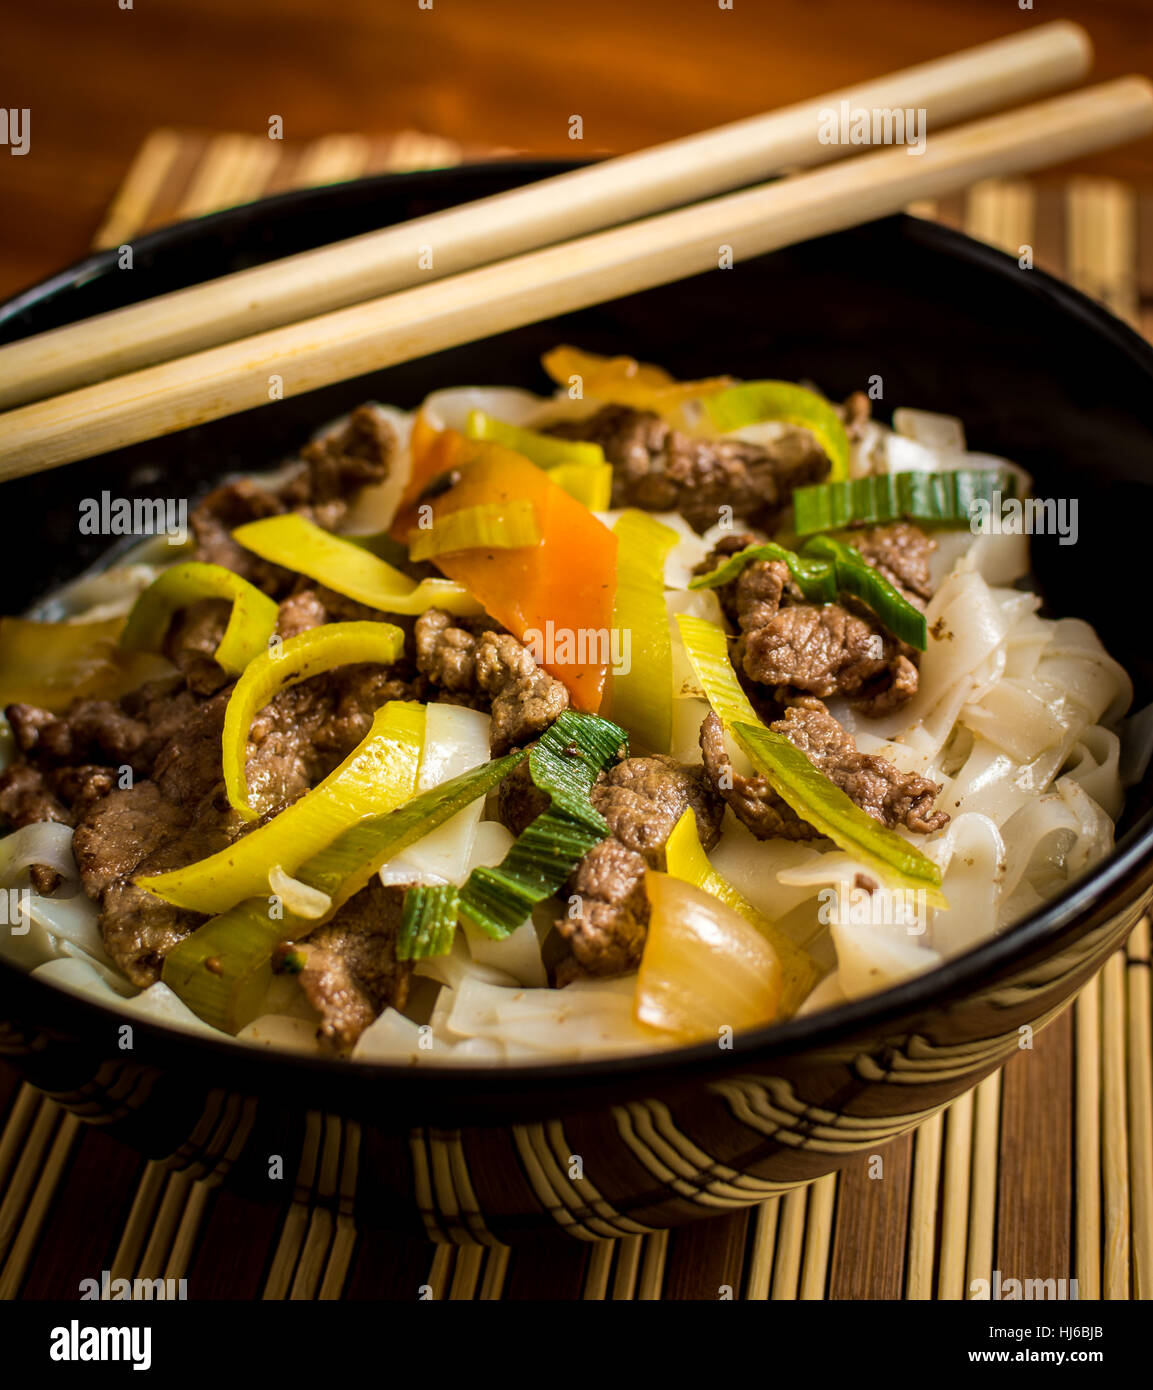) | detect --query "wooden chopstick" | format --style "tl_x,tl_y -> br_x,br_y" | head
0,23 -> 1092,413
1,76 -> 1149,481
